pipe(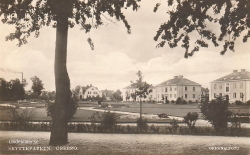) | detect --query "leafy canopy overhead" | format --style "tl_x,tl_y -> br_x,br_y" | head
0,0 -> 141,47
154,0 -> 250,58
